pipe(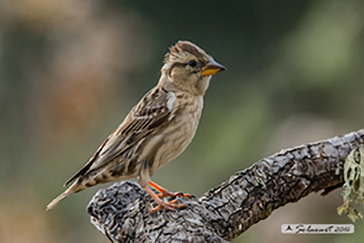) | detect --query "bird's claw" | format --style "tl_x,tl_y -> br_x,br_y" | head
169,191 -> 195,200
150,199 -> 187,214
157,190 -> 195,200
